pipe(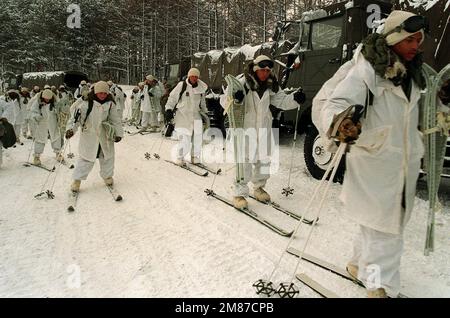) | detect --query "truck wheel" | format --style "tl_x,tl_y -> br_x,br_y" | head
303,126 -> 345,183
